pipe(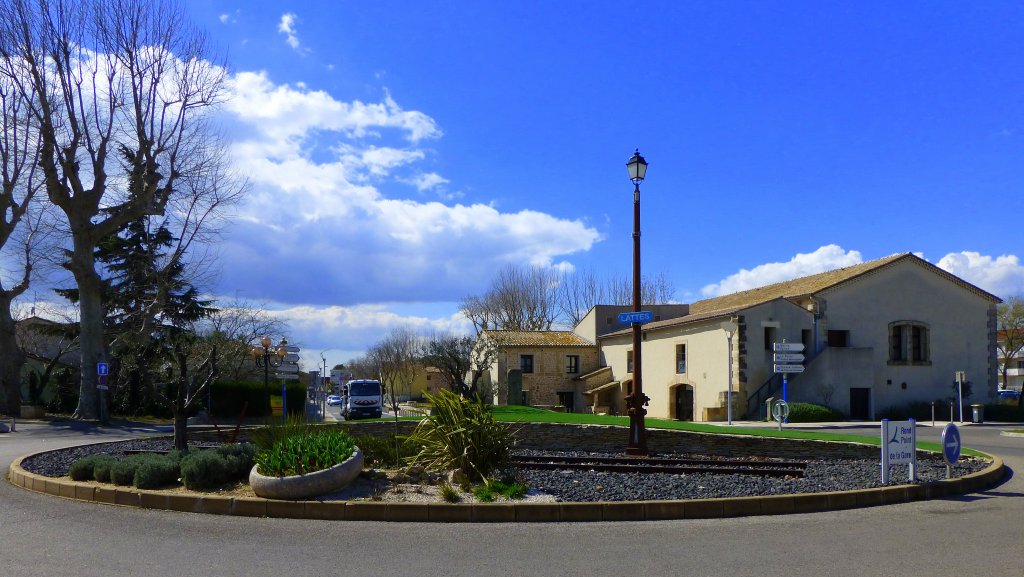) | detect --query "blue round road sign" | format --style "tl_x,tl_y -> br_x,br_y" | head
941,422 -> 961,465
